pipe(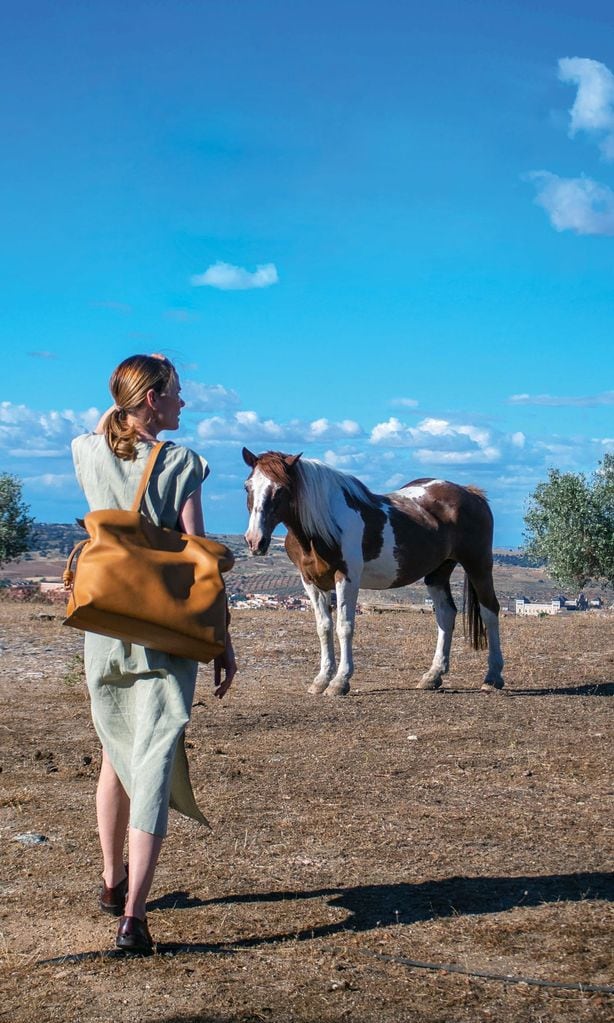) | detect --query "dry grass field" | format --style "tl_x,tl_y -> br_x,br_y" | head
0,602 -> 613,1023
